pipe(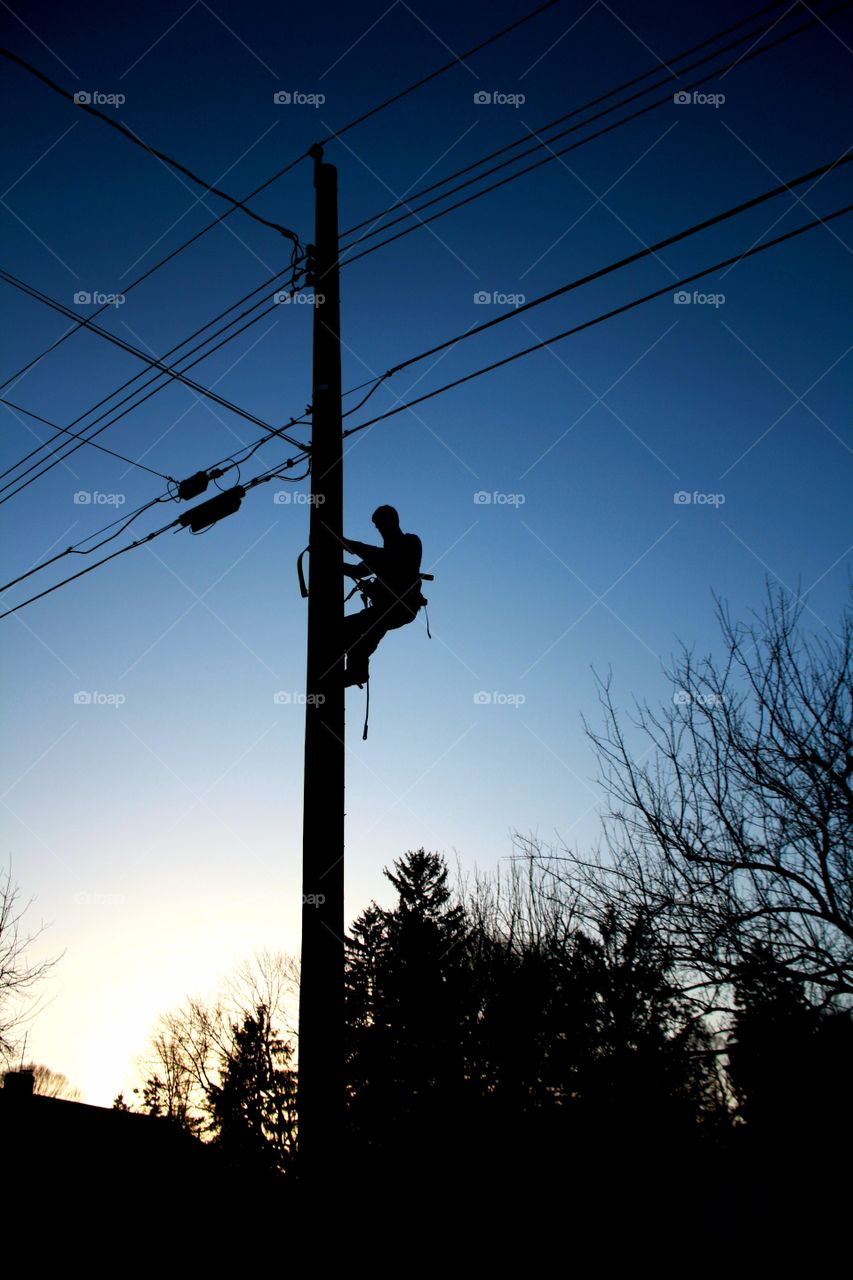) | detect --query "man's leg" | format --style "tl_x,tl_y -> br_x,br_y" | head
343,608 -> 387,686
